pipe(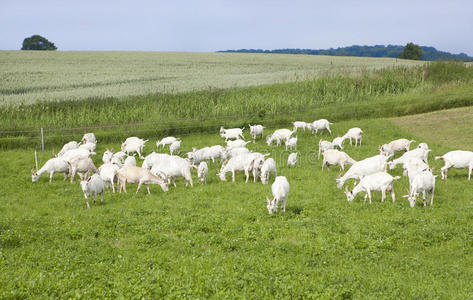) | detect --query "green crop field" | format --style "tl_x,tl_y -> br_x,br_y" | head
0,51 -> 423,105
1,53 -> 473,298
